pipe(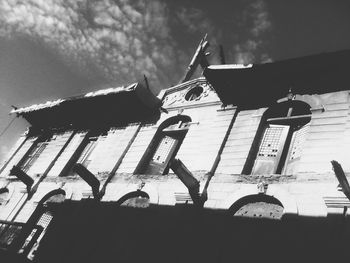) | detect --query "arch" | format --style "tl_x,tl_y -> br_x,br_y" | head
107,183 -> 158,204
229,194 -> 283,219
157,115 -> 192,131
116,190 -> 150,208
135,115 -> 192,175
264,100 -> 311,120
19,188 -> 67,257
217,185 -> 298,217
38,188 -> 66,206
243,99 -> 312,175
